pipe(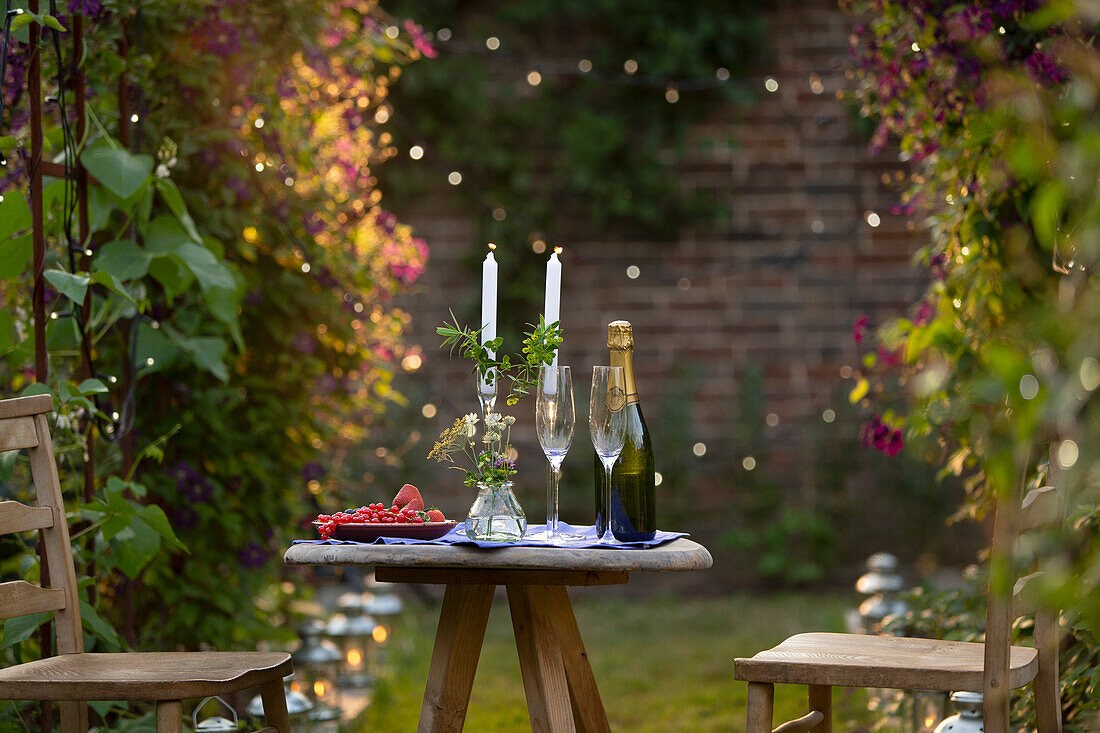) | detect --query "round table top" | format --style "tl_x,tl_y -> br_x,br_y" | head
284,537 -> 712,573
